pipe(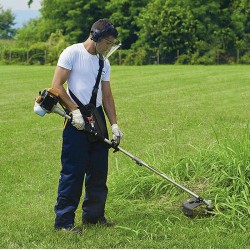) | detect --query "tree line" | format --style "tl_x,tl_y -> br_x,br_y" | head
0,0 -> 249,65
